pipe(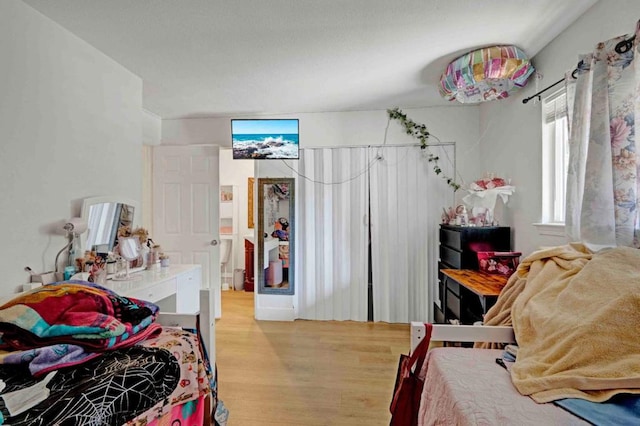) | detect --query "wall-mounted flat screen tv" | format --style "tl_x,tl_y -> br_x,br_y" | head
231,119 -> 299,159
